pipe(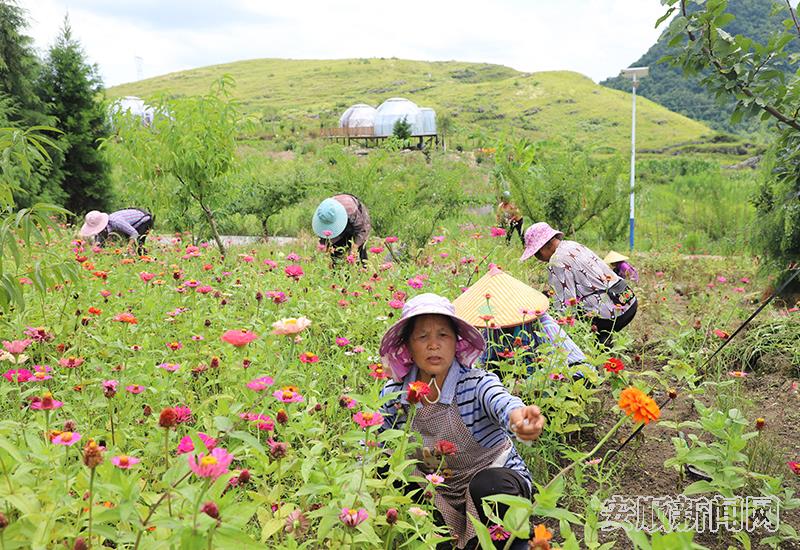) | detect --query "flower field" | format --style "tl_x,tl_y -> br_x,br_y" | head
0,227 -> 798,550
